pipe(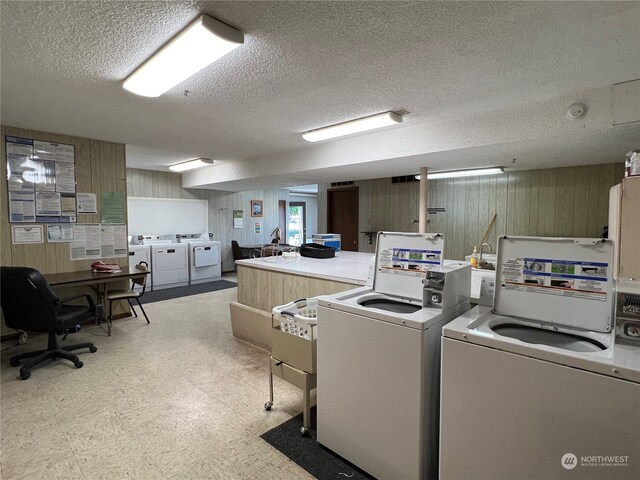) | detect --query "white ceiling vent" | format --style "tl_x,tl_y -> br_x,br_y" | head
612,79 -> 640,126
